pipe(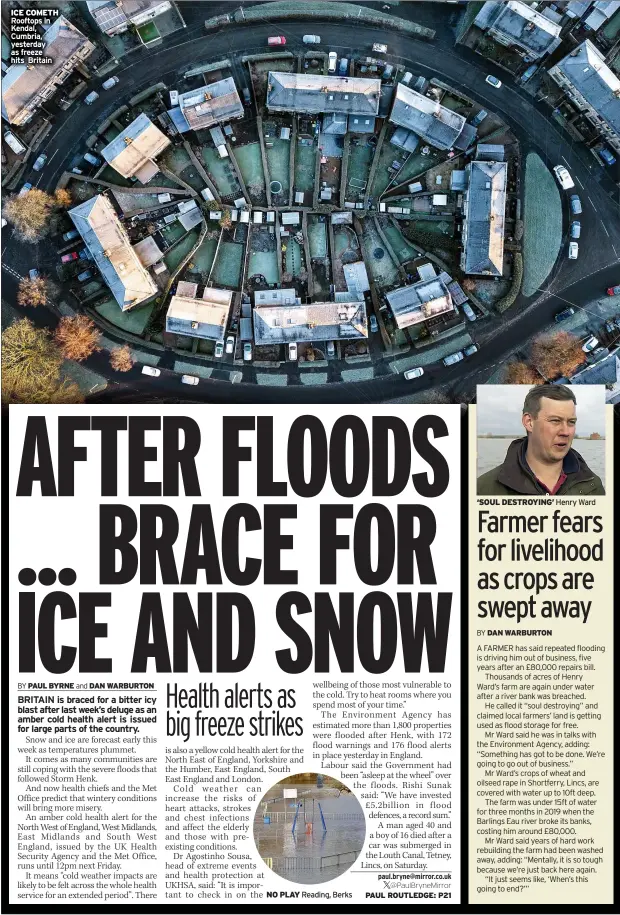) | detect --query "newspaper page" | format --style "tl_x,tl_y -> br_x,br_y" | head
2,0 -> 618,910
8,404 -> 461,907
